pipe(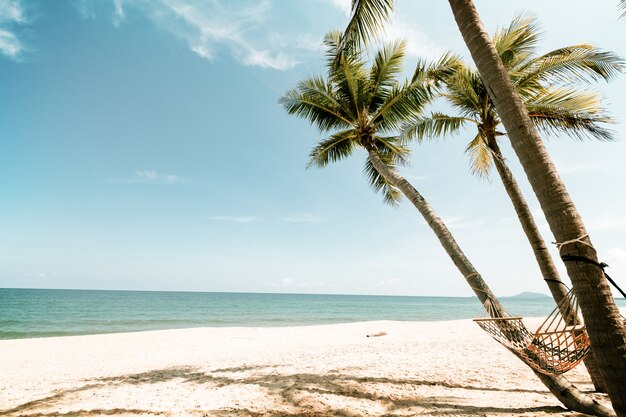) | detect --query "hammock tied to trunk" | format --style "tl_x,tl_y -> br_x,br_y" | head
473,234 -> 626,376
474,288 -> 590,375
